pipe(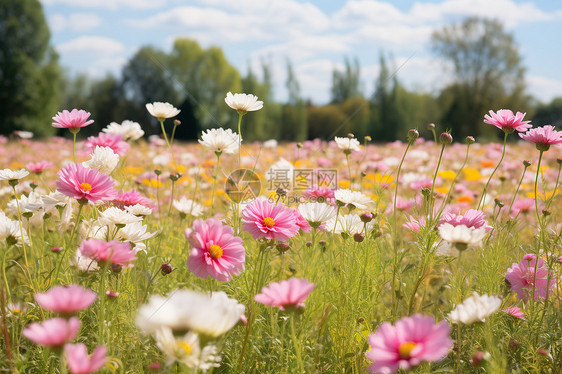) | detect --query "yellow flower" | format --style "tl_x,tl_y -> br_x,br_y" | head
462,168 -> 482,181
338,180 -> 351,189
437,170 -> 456,180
